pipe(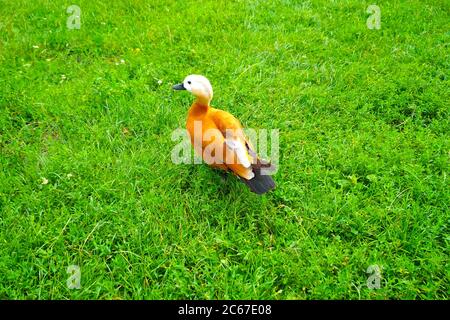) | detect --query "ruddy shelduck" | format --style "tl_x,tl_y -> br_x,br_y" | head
173,75 -> 275,194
